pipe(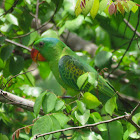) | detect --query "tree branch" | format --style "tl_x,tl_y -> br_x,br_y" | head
5,38 -> 31,51
109,8 -> 140,75
0,0 -> 19,17
13,5 -> 57,39
123,18 -> 140,38
34,102 -> 140,139
0,89 -> 44,115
